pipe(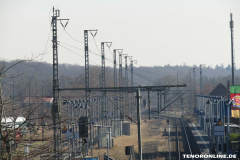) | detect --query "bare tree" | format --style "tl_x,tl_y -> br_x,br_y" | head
0,60 -> 58,160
